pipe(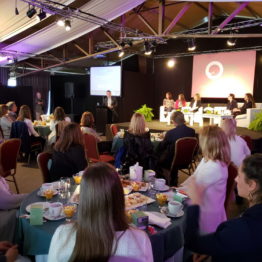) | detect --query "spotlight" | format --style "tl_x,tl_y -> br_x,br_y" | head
167,59 -> 175,68
27,7 -> 36,18
118,50 -> 125,58
187,39 -> 196,51
37,10 -> 46,21
7,57 -> 14,64
144,41 -> 153,56
65,20 -> 71,31
57,19 -> 65,27
7,77 -> 17,87
144,50 -> 153,56
227,38 -> 236,47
